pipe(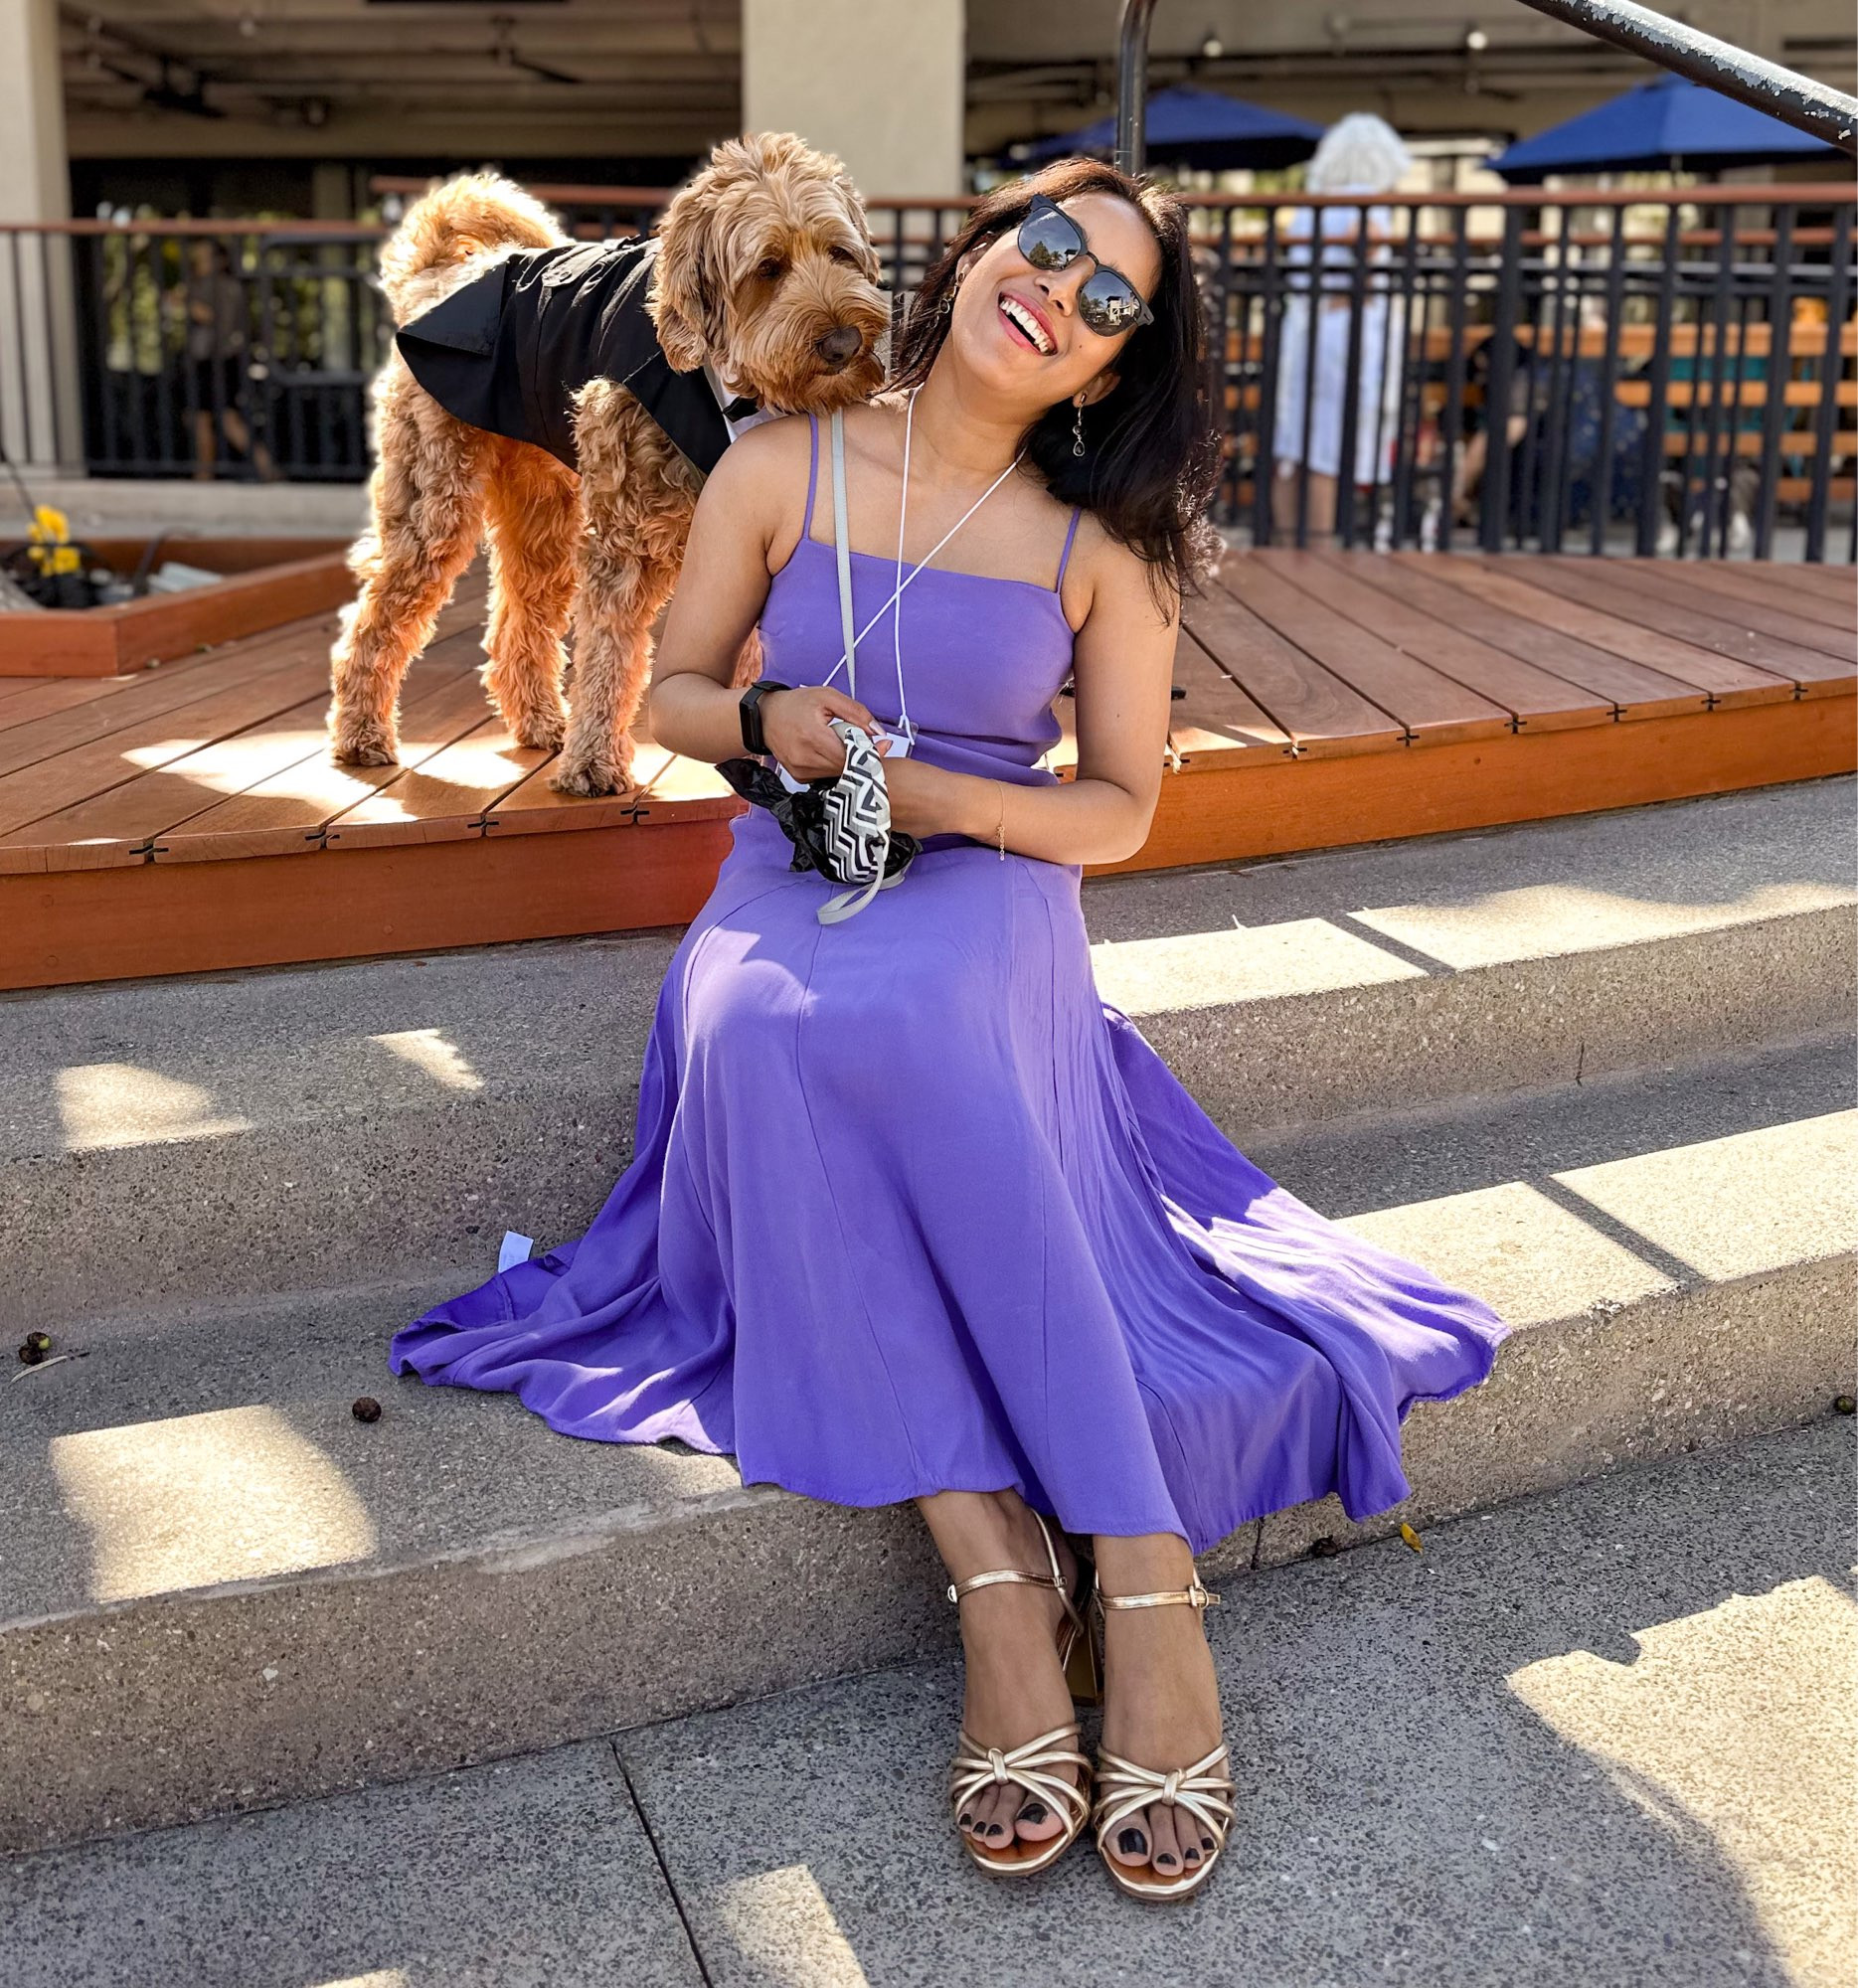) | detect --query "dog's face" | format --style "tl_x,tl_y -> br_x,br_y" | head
649,132 -> 890,414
